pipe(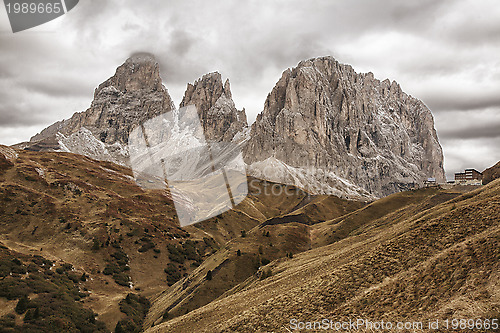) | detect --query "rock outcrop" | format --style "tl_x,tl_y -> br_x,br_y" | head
180,72 -> 247,142
26,53 -> 175,164
243,56 -> 445,199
